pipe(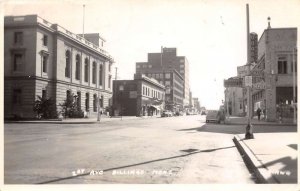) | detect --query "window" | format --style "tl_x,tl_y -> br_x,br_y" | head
43,34 -> 48,46
99,64 -> 103,86
180,64 -> 184,68
165,81 -> 171,86
148,65 -> 152,68
13,54 -> 23,71
180,59 -> 184,63
85,93 -> 89,111
143,86 -> 145,95
13,89 -> 22,104
108,75 -> 112,88
93,94 -> 97,112
136,65 -> 140,68
291,60 -> 297,73
42,89 -> 47,99
109,63 -> 112,72
165,73 -> 170,79
278,56 -> 287,74
180,70 -> 184,74
42,55 -> 48,73
92,62 -> 96,84
65,50 -> 71,78
84,58 -> 89,82
14,32 -> 23,45
75,54 -> 81,80
160,74 -> 163,78
155,74 -> 159,78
